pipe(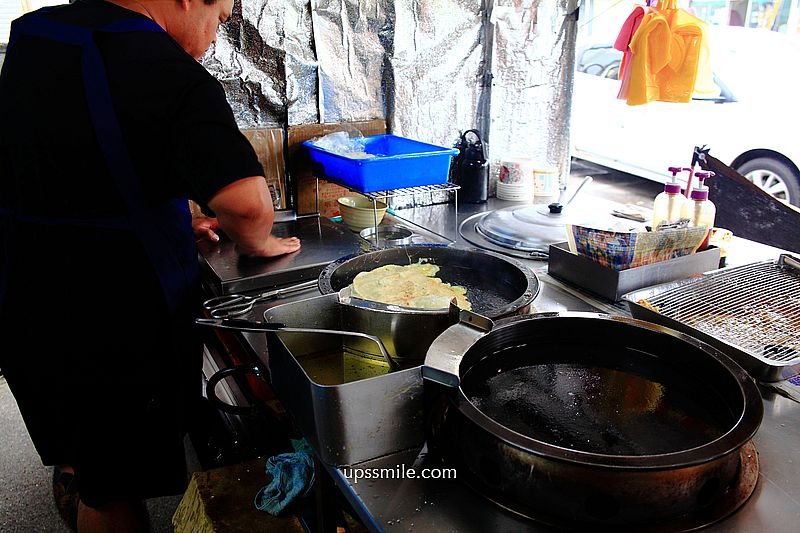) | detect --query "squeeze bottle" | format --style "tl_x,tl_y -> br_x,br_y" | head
652,166 -> 688,229
680,171 -> 716,250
